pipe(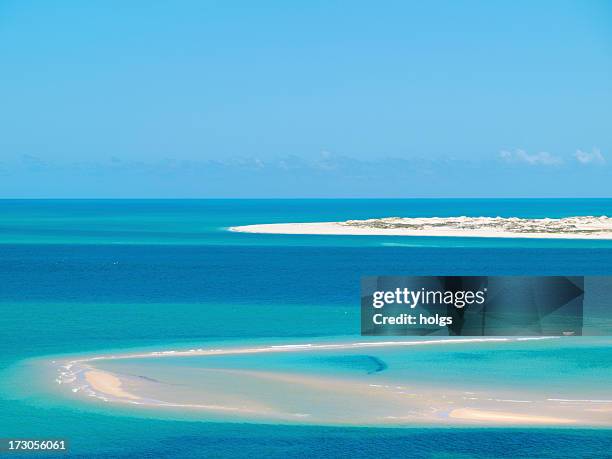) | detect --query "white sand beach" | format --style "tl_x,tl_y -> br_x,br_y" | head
229,216 -> 612,239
